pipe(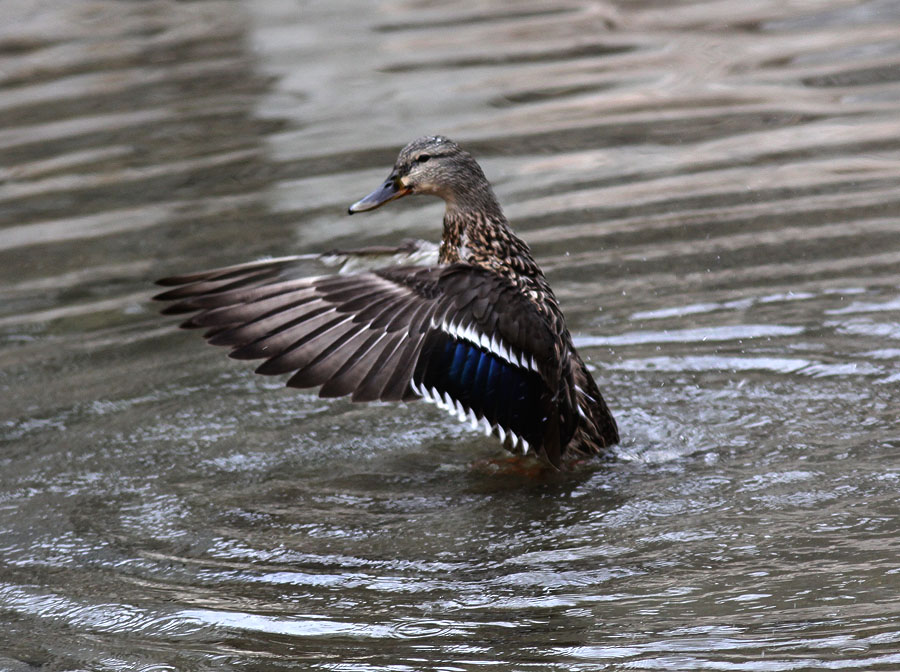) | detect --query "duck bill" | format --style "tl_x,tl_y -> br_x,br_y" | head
348,175 -> 410,214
